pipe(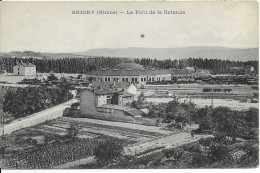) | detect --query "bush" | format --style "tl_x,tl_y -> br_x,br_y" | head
93,139 -> 124,166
